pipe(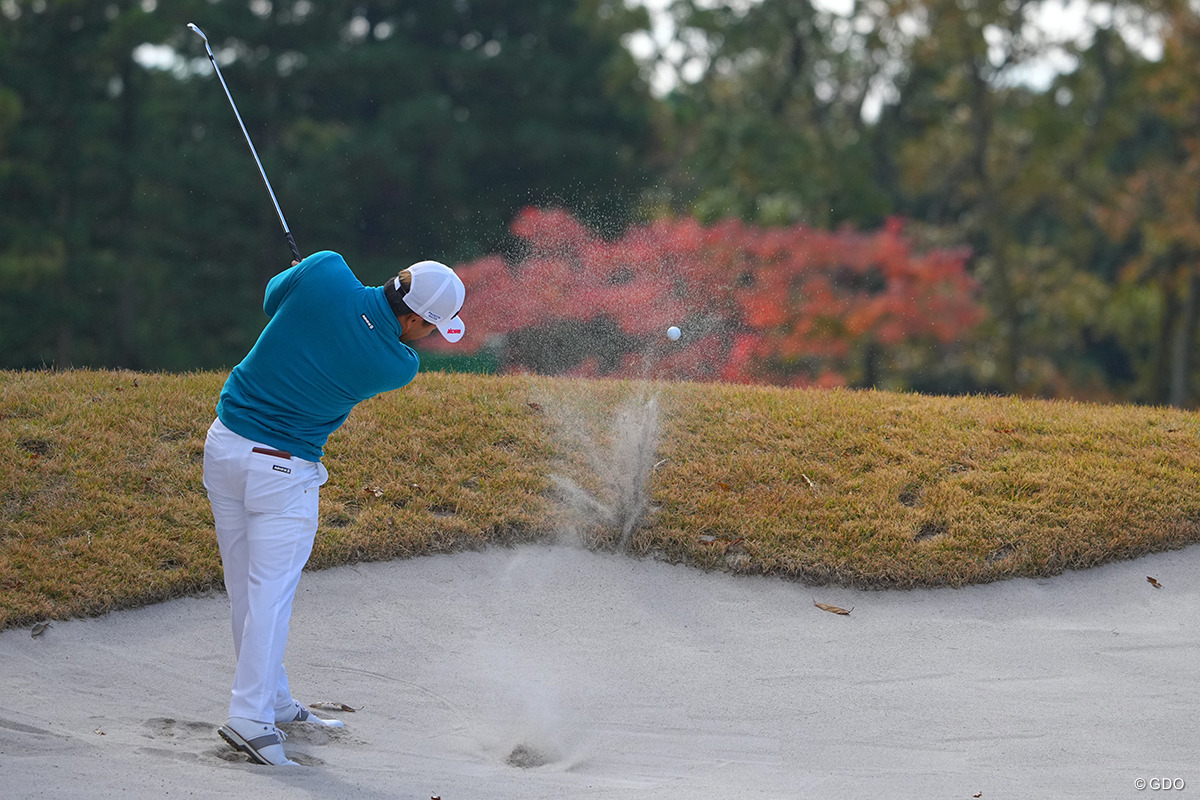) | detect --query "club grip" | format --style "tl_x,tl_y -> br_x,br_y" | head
285,231 -> 301,263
